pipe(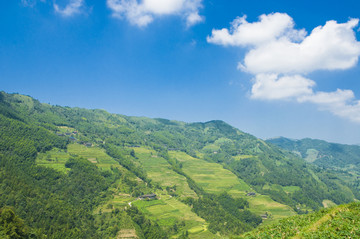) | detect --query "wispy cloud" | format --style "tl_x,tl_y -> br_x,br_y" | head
21,0 -> 46,7
107,0 -> 204,27
208,13 -> 360,123
54,0 -> 85,17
